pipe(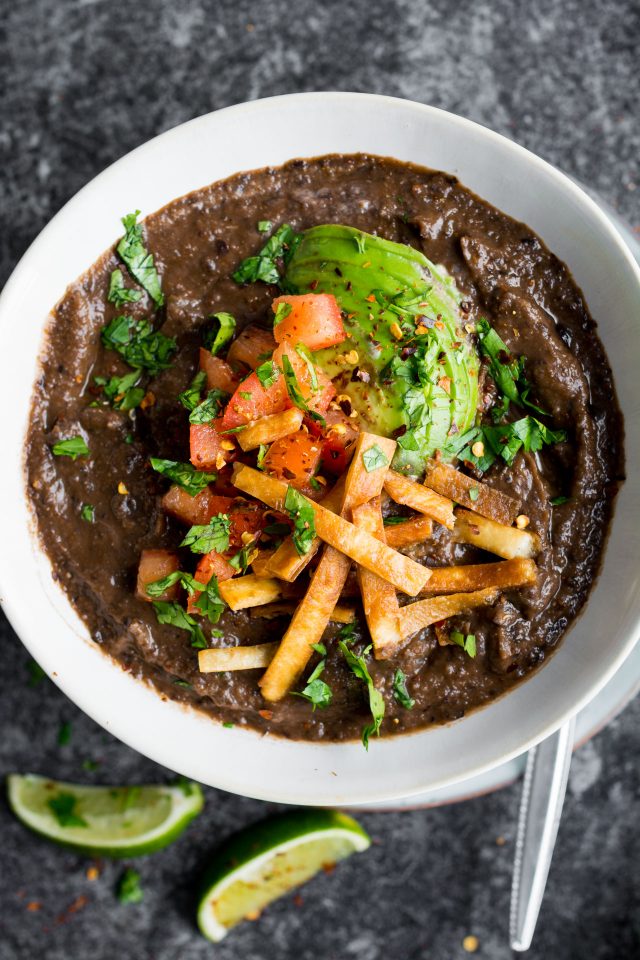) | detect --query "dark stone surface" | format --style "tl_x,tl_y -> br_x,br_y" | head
0,1 -> 638,958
